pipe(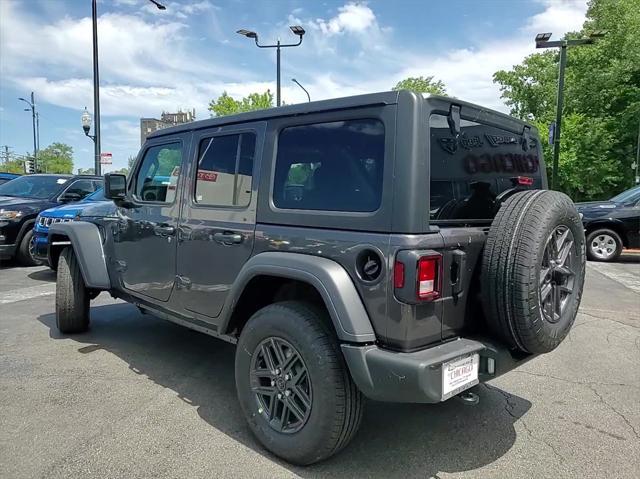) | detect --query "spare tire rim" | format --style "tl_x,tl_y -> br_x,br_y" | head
540,225 -> 576,324
250,337 -> 312,434
590,233 -> 617,260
